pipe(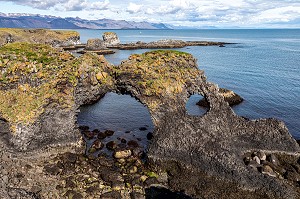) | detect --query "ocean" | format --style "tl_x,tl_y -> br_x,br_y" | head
76,29 -> 300,139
